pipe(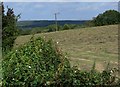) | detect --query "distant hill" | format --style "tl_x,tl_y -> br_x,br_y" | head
17,20 -> 88,29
